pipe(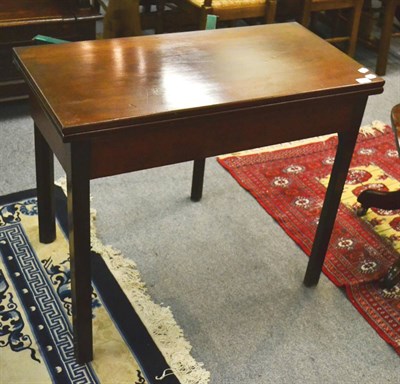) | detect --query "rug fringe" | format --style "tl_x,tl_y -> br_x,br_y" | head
55,178 -> 211,384
359,120 -> 387,136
